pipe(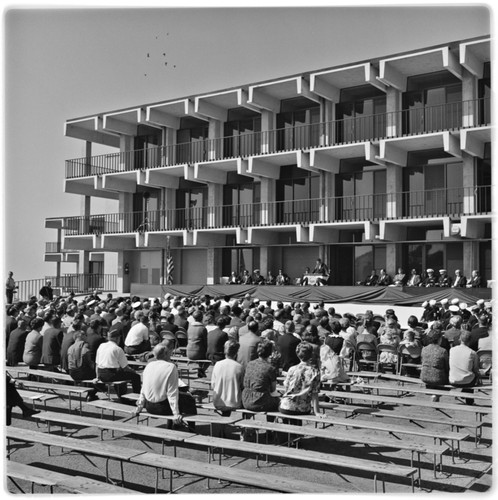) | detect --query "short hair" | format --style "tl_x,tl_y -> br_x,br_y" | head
407,315 -> 419,328
296,341 -> 314,362
257,338 -> 274,358
248,320 -> 260,334
153,344 -> 170,360
108,329 -> 121,341
449,316 -> 462,328
30,317 -> 44,330
192,310 -> 204,322
330,320 -> 342,334
224,339 -> 239,358
459,331 -> 472,345
285,320 -> 295,333
426,329 -> 441,344
339,318 -> 350,329
73,330 -> 86,340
